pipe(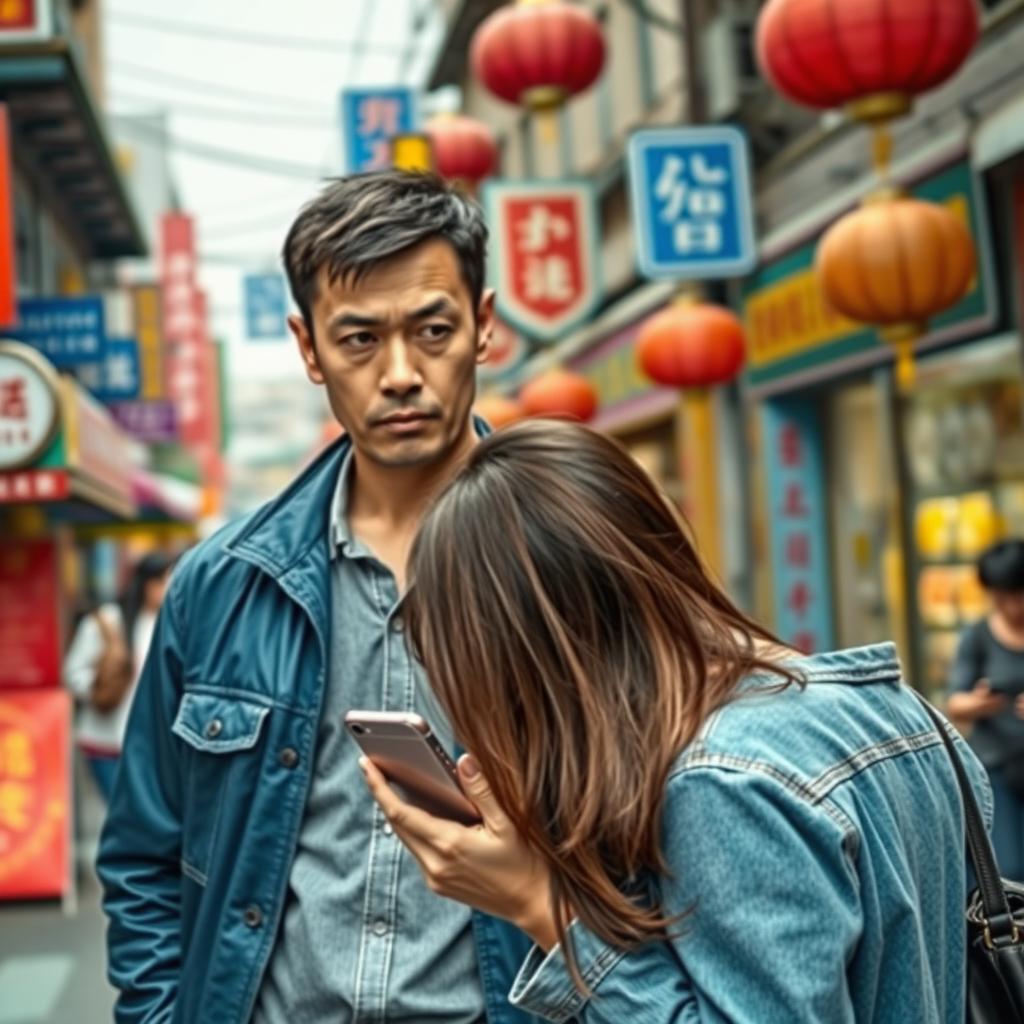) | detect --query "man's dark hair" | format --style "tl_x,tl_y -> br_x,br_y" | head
979,540 -> 1024,592
282,170 -> 488,336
